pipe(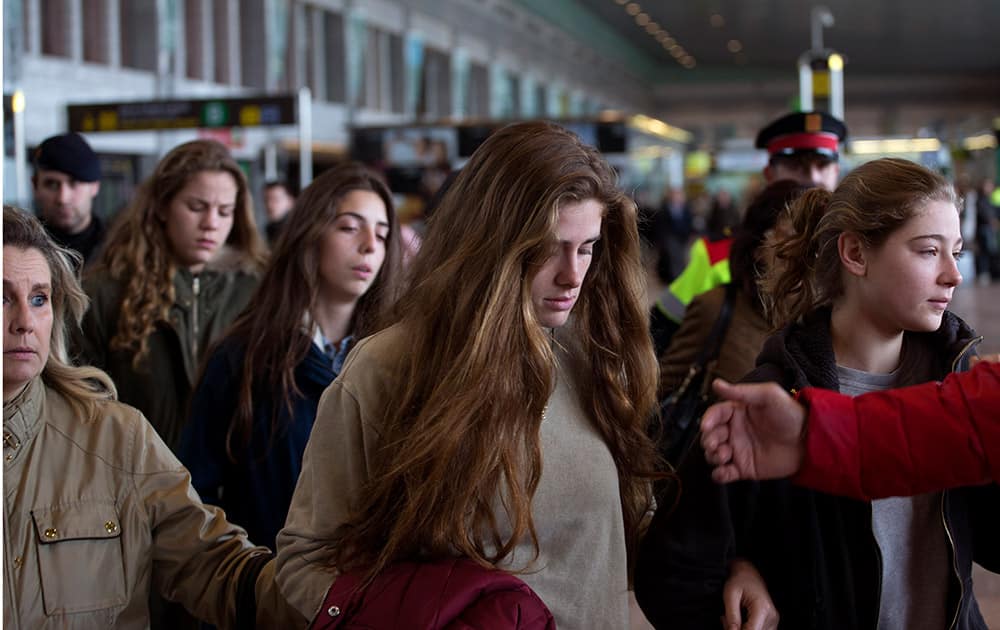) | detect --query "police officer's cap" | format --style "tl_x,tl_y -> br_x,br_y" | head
33,133 -> 101,182
755,112 -> 847,161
